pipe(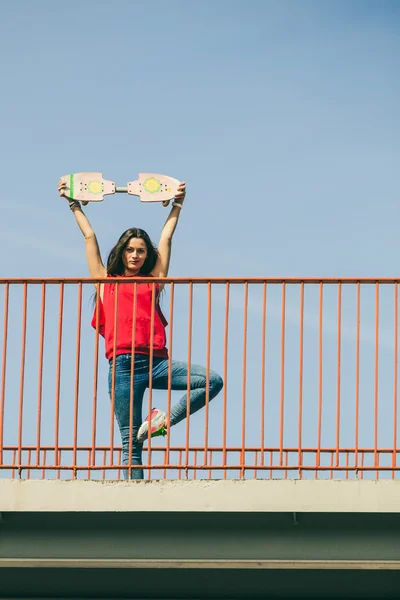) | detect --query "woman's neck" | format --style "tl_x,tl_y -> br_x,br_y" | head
123,268 -> 141,277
